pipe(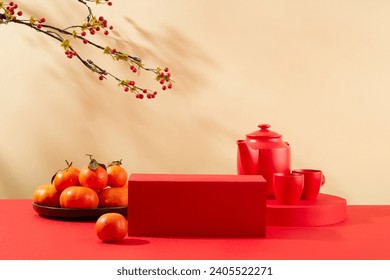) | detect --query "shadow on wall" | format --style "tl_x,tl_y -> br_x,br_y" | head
120,16 -> 219,94
0,2 -> 239,197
